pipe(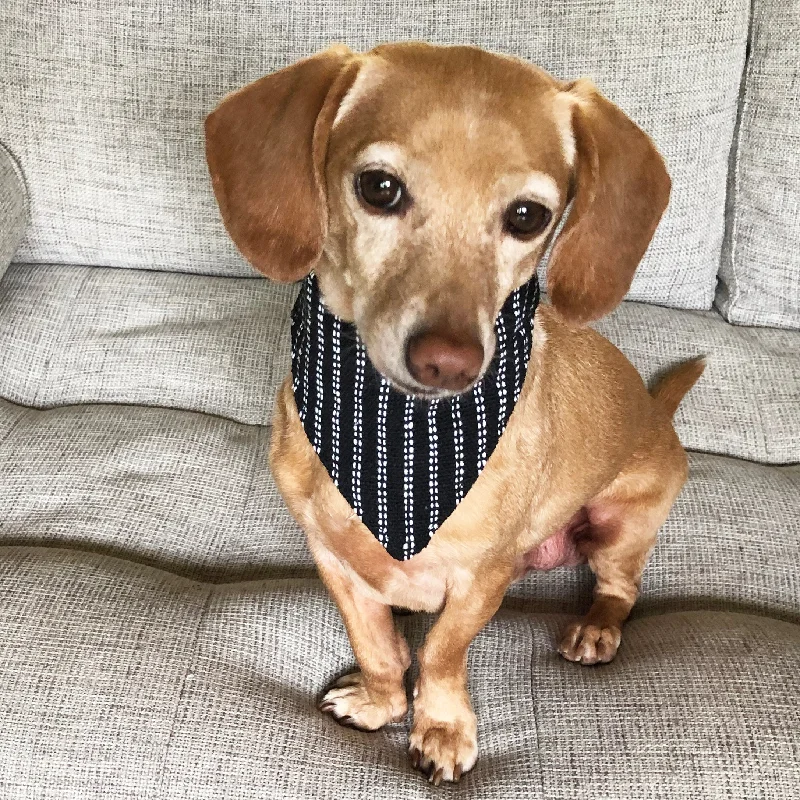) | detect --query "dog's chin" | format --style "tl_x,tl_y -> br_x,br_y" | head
383,375 -> 480,402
